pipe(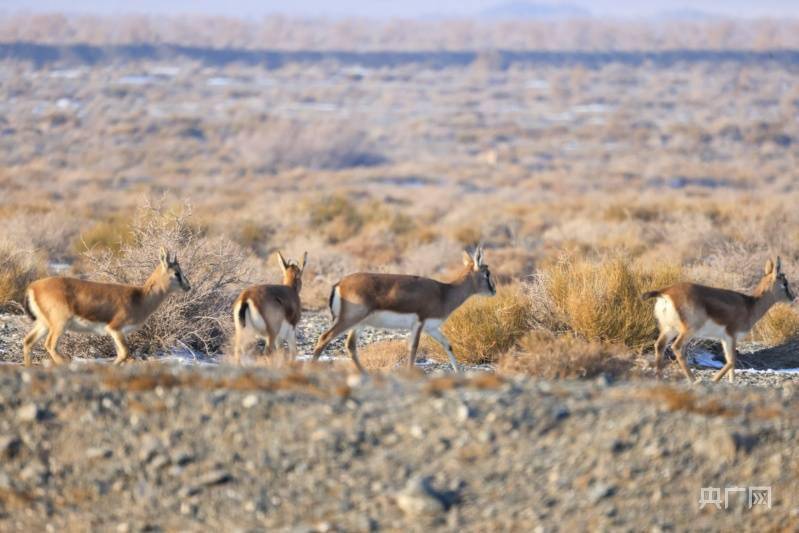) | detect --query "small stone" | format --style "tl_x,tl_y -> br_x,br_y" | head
0,435 -> 21,459
242,394 -> 258,409
588,483 -> 616,503
396,476 -> 446,516
17,403 -> 42,422
693,427 -> 737,462
86,447 -> 112,460
196,469 -> 232,487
